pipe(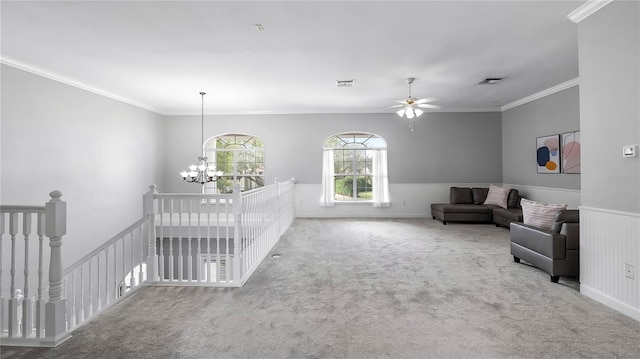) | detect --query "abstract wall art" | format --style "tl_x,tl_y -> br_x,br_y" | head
536,134 -> 561,174
561,131 -> 581,174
